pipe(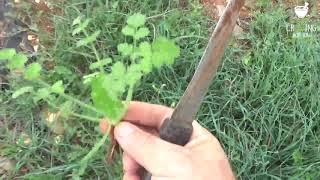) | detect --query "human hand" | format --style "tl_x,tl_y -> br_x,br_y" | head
113,101 -> 234,180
